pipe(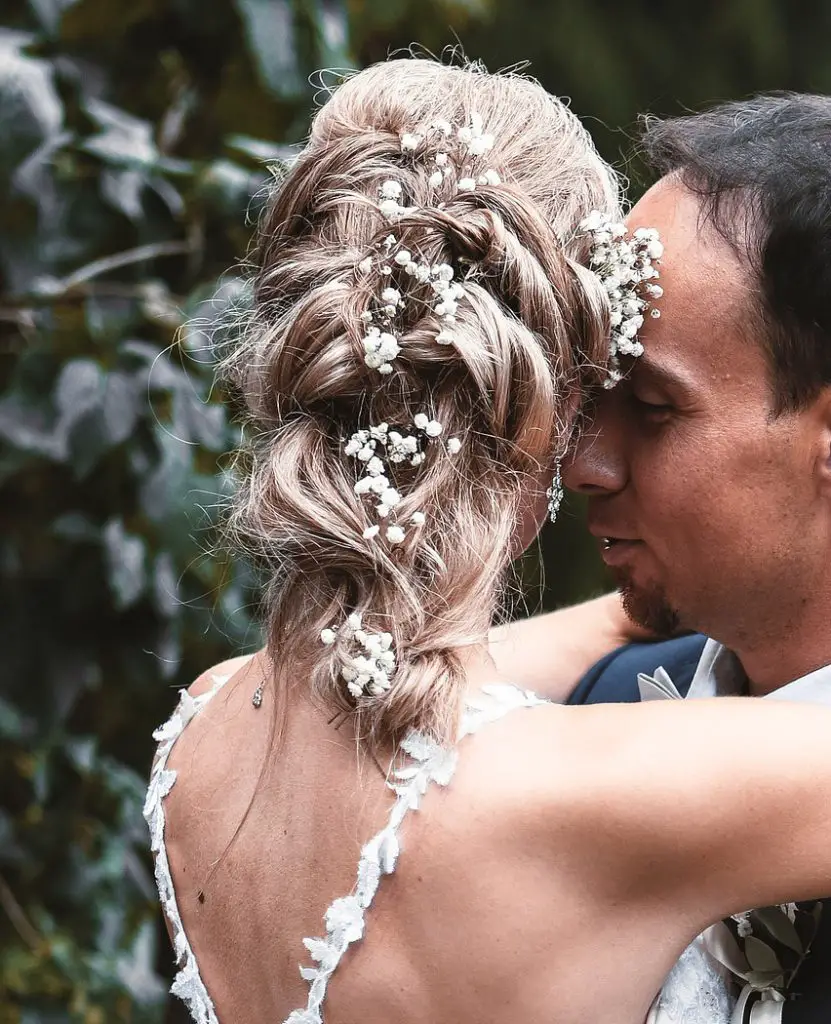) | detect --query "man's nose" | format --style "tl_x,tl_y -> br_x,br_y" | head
563,407 -> 628,496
